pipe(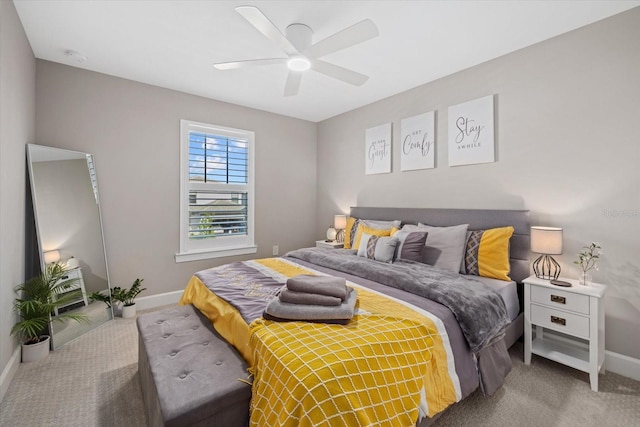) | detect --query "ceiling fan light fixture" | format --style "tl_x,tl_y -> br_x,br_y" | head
287,56 -> 311,72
